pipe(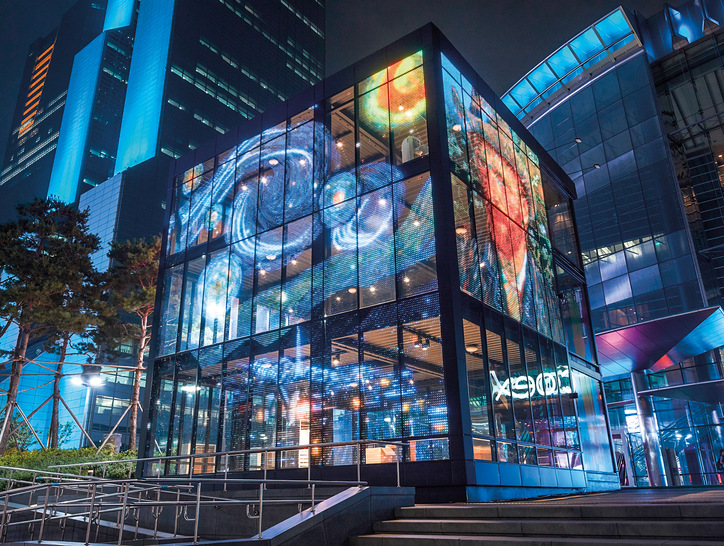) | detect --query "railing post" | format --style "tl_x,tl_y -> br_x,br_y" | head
173,488 -> 180,537
1,487 -> 9,541
263,451 -> 268,485
85,483 -> 97,546
157,458 -> 161,479
307,446 -> 311,487
224,454 -> 228,492
7,470 -> 12,491
117,482 -> 129,546
396,445 -> 401,487
188,455 -> 193,478
193,482 -> 201,544
357,443 -> 361,483
257,482 -> 264,540
37,484 -> 50,543
310,483 -> 315,513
